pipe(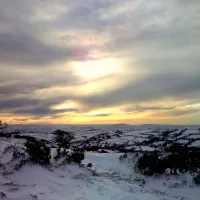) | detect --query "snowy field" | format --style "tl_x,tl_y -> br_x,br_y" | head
0,124 -> 200,200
